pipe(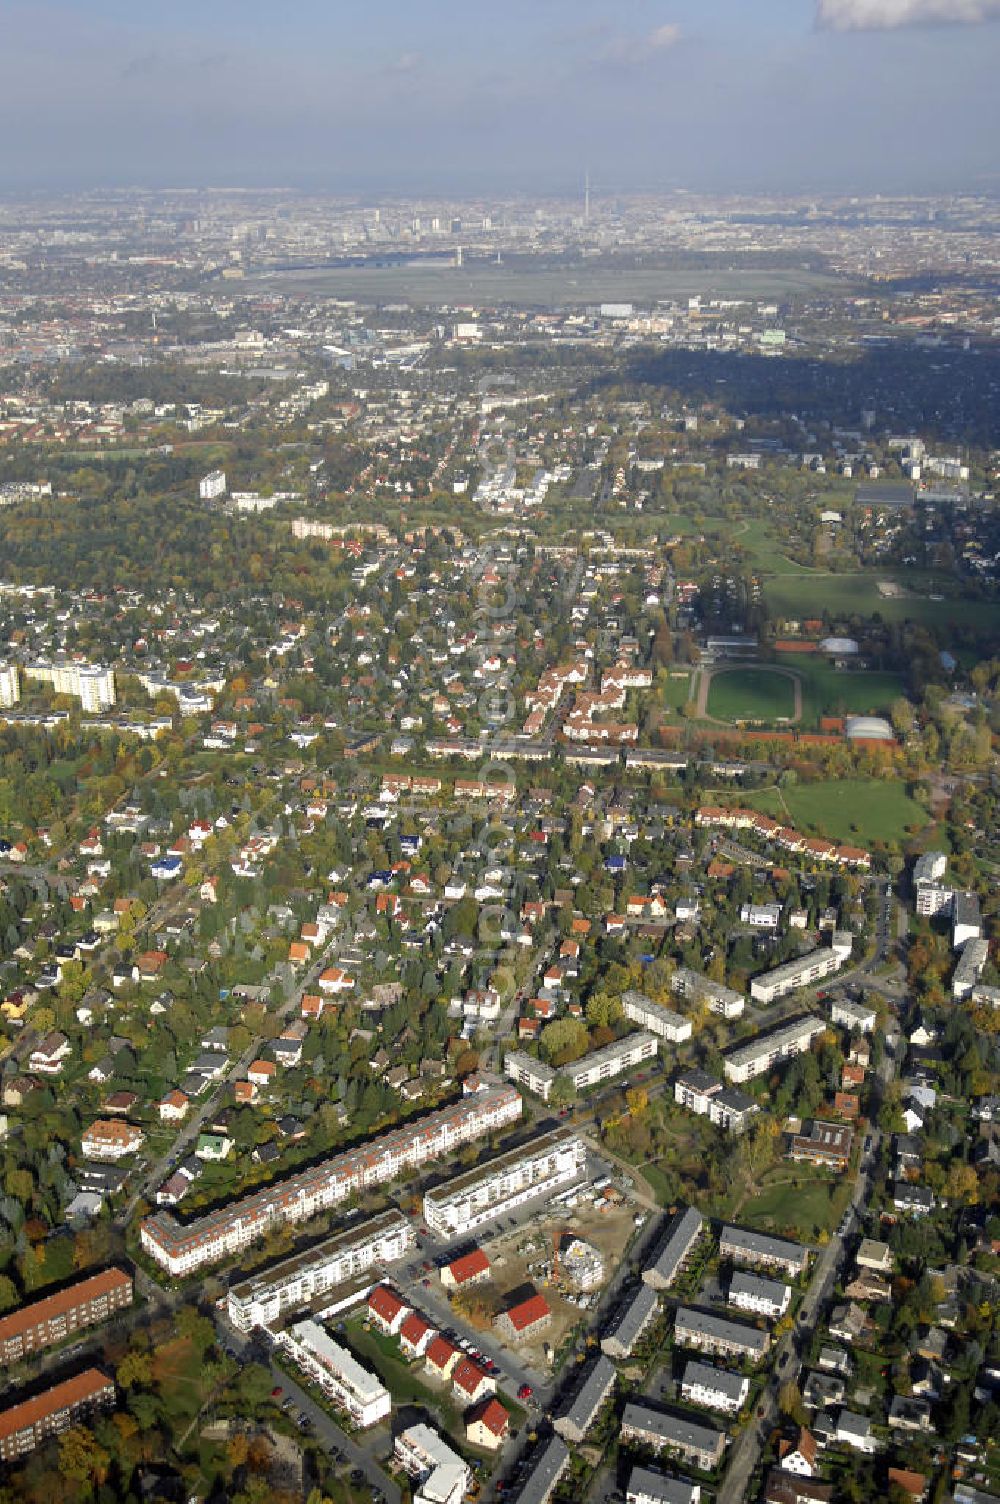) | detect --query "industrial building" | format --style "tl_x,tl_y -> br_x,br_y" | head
141,1085 -> 522,1274
621,991 -> 693,1043
278,1320 -> 390,1428
643,1205 -> 704,1291
749,934 -> 852,1005
719,1226 -> 809,1277
227,1210 -> 413,1330
0,1268 -> 132,1364
723,1016 -> 826,1084
423,1128 -> 585,1238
